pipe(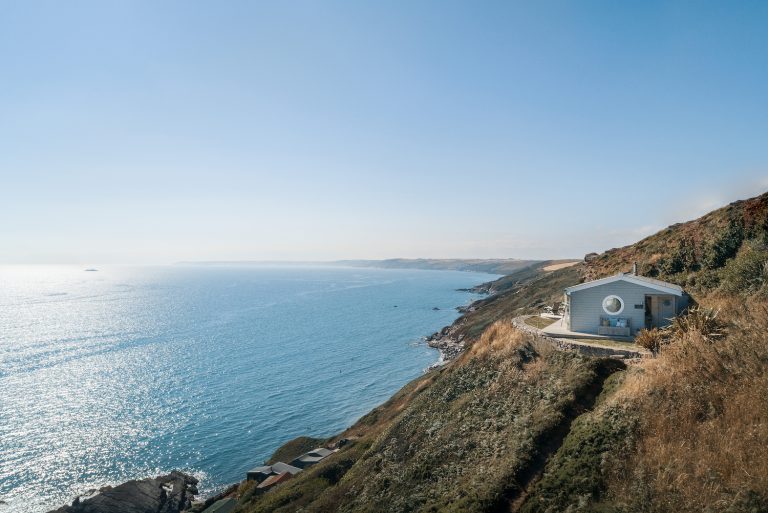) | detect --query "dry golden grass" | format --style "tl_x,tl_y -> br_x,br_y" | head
466,321 -> 555,361
608,298 -> 768,511
634,327 -> 667,354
